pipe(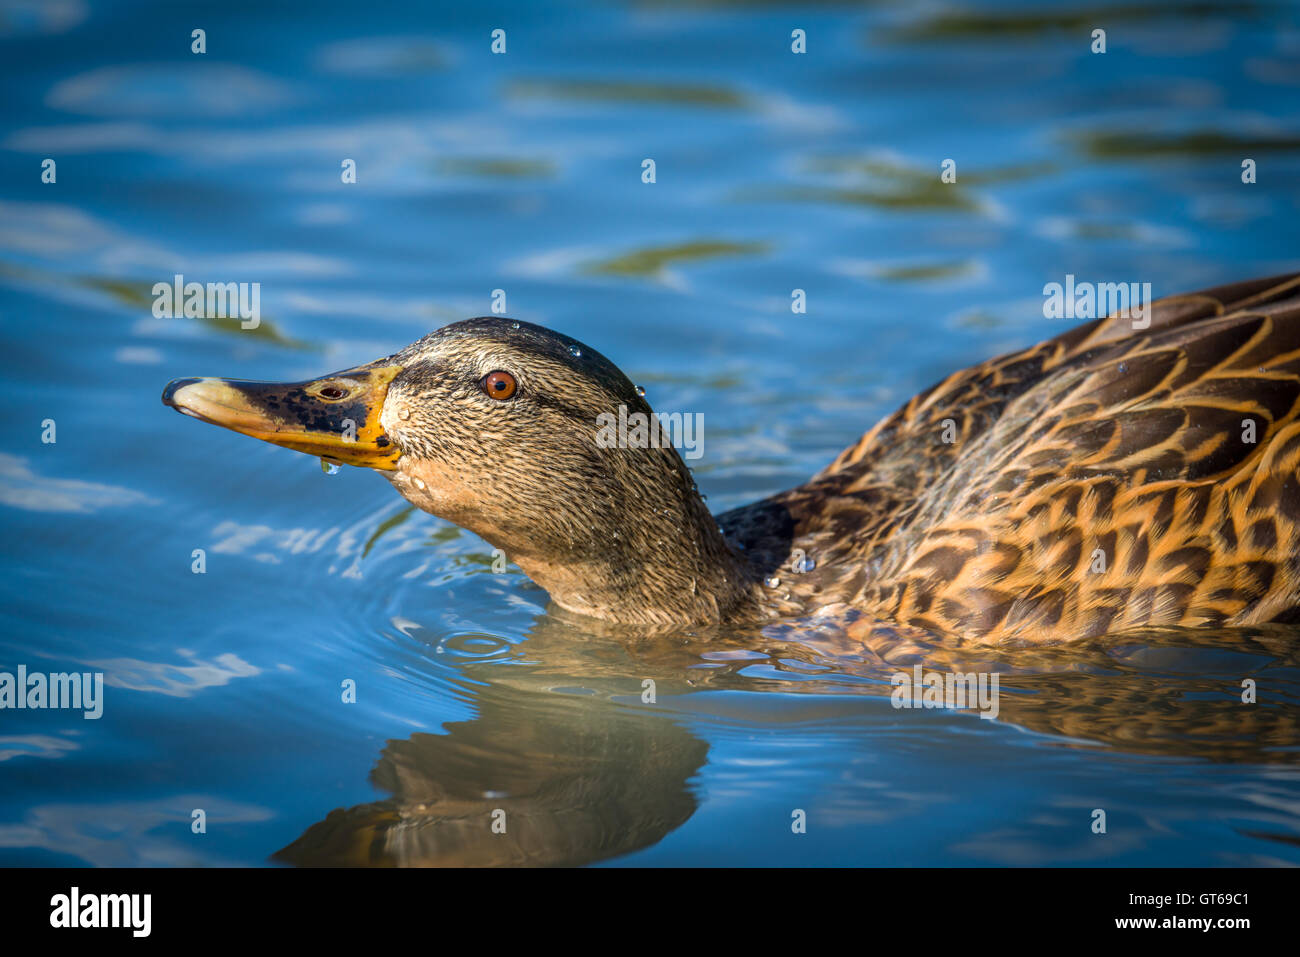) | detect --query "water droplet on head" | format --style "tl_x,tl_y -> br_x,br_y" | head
320,458 -> 340,475
510,321 -> 520,330
397,407 -> 411,420
1117,362 -> 1128,375
794,555 -> 816,573
764,575 -> 781,588
413,477 -> 427,491
635,385 -> 646,397
568,345 -> 582,358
